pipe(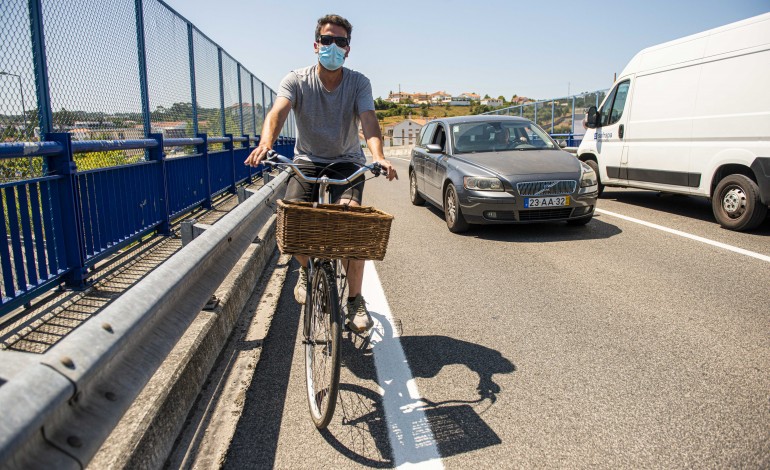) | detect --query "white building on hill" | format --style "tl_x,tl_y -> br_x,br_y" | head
387,118 -> 429,146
